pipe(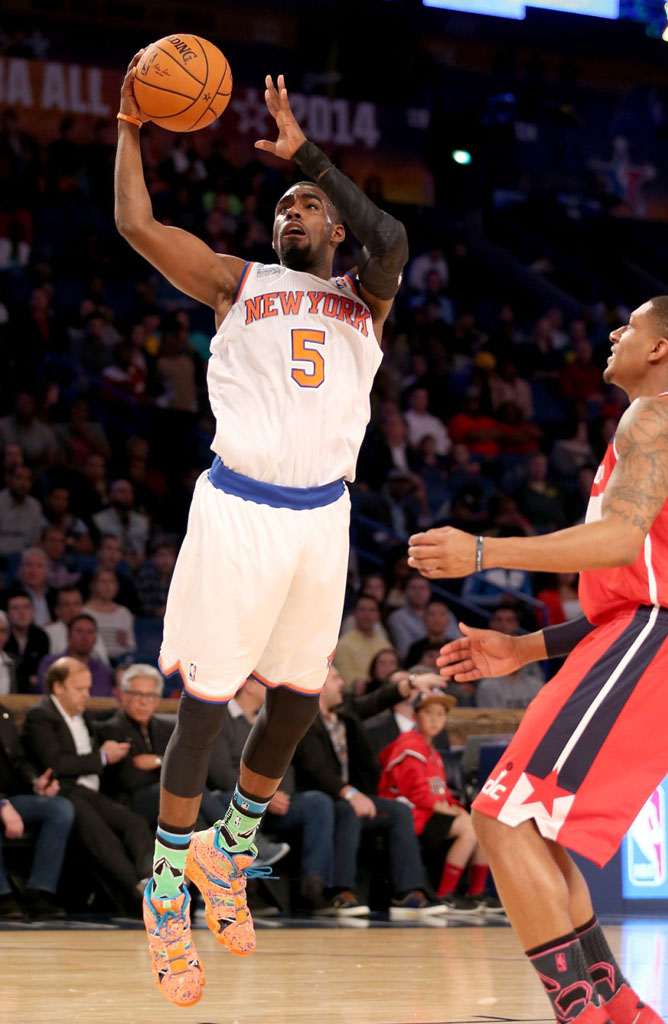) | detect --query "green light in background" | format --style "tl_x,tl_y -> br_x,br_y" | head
451,150 -> 472,165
